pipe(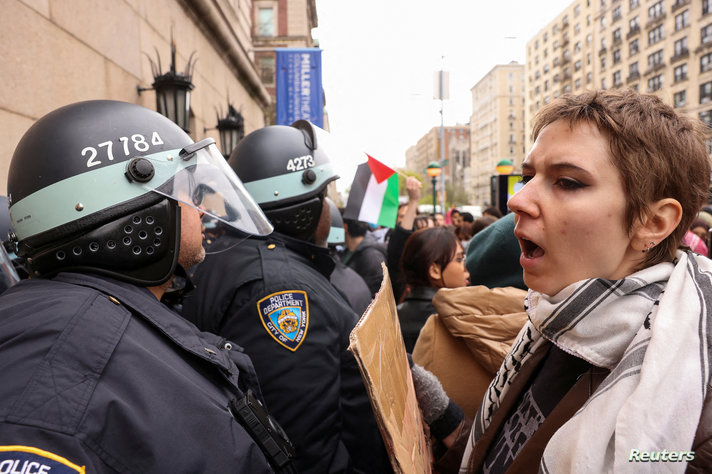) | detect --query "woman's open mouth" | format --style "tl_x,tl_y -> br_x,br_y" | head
521,238 -> 545,259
